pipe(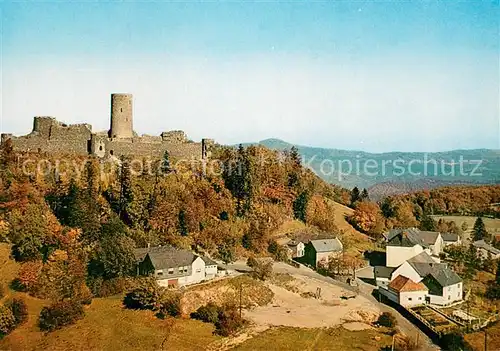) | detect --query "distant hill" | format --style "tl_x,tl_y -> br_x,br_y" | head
242,139 -> 500,199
